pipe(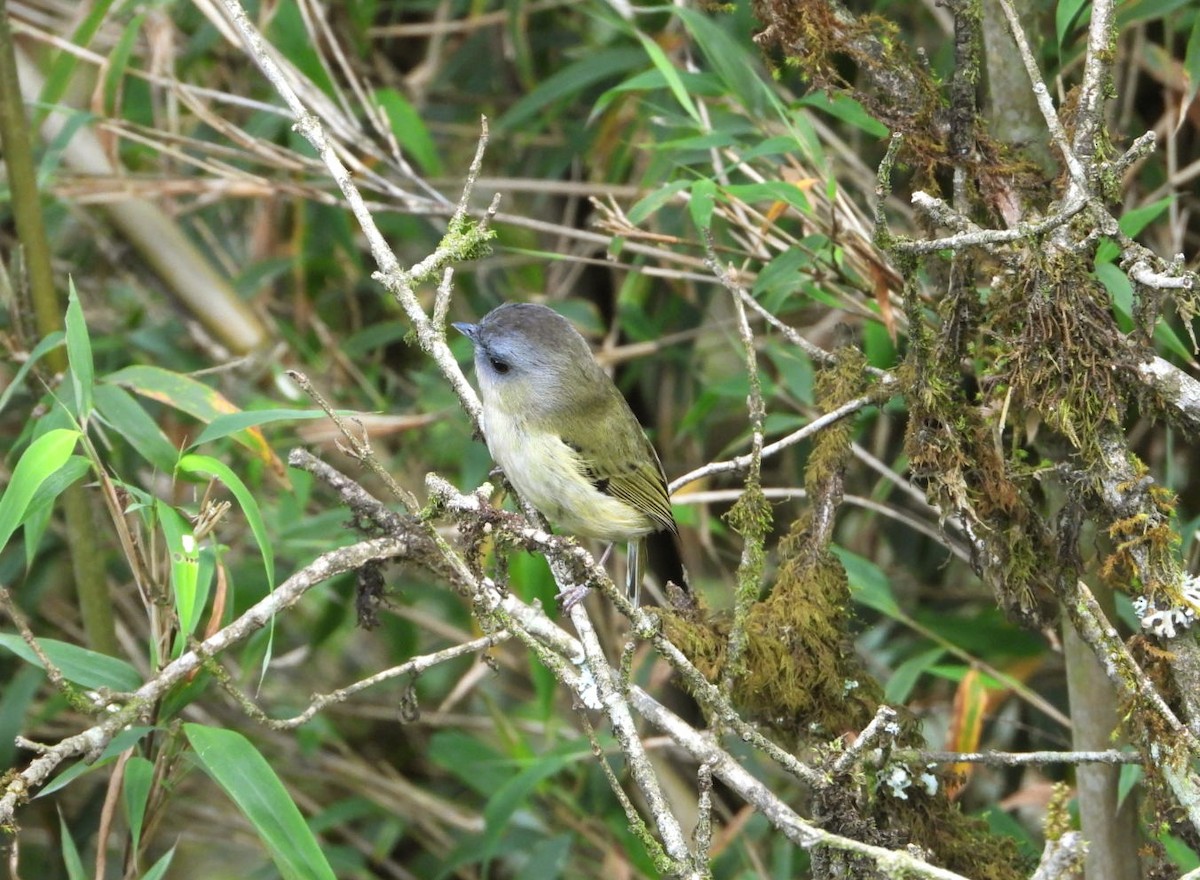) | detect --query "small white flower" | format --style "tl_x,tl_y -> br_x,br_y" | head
883,765 -> 912,799
919,771 -> 939,796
